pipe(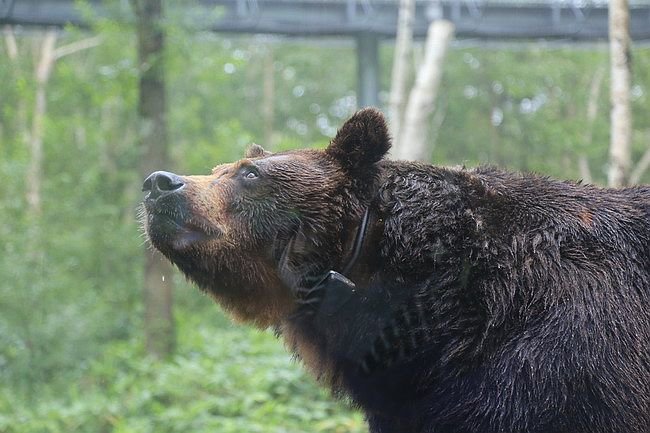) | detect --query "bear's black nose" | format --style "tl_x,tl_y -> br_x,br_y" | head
142,171 -> 185,200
